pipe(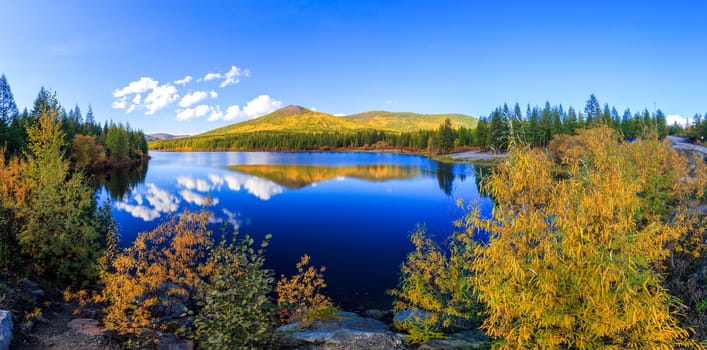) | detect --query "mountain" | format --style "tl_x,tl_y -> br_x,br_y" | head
146,133 -> 190,141
345,111 -> 477,132
148,105 -> 478,150
199,105 -> 380,136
